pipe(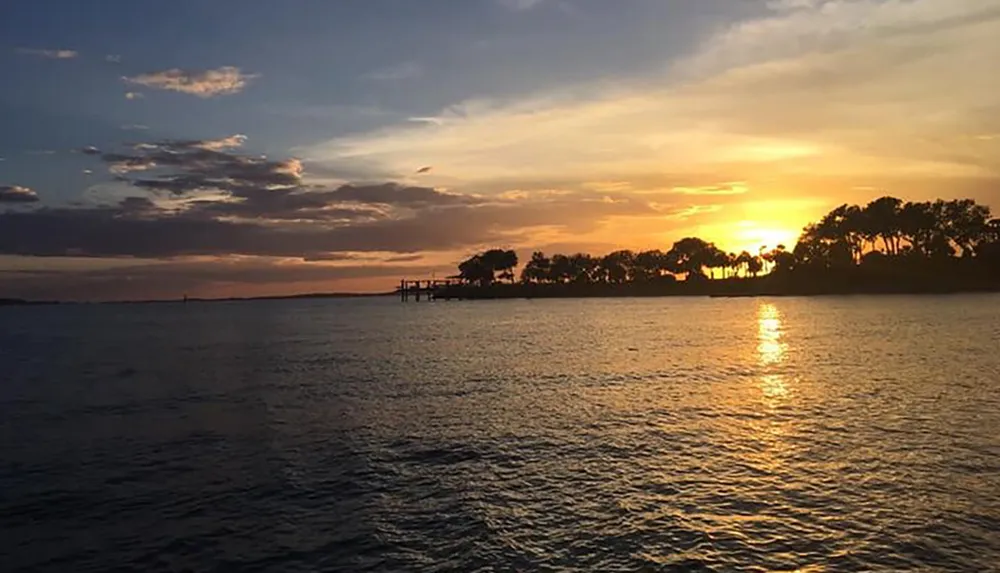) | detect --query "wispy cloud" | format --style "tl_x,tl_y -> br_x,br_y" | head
16,48 -> 78,59
105,54 -> 122,63
191,134 -> 247,151
672,183 -> 750,196
123,66 -> 258,98
305,0 -> 1000,198
125,91 -> 144,100
498,0 -> 546,11
364,61 -> 422,81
